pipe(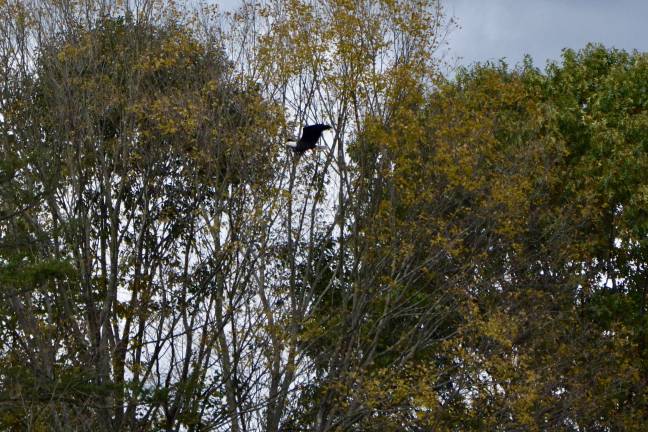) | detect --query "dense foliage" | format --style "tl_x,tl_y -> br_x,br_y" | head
1,0 -> 646,431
